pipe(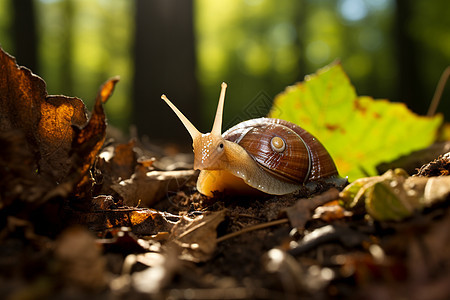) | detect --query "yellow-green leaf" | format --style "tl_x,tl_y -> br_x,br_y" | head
339,169 -> 450,221
269,62 -> 443,181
